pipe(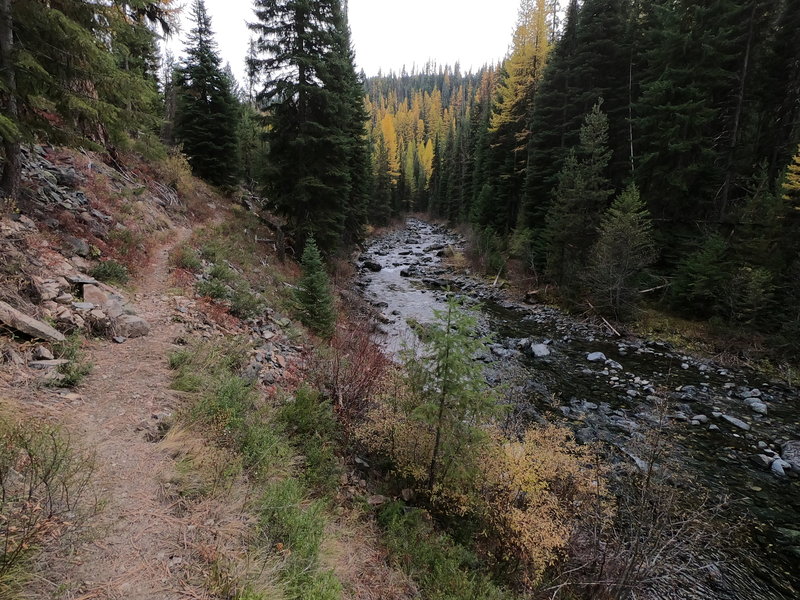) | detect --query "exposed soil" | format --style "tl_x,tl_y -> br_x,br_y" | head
4,227 -> 226,600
